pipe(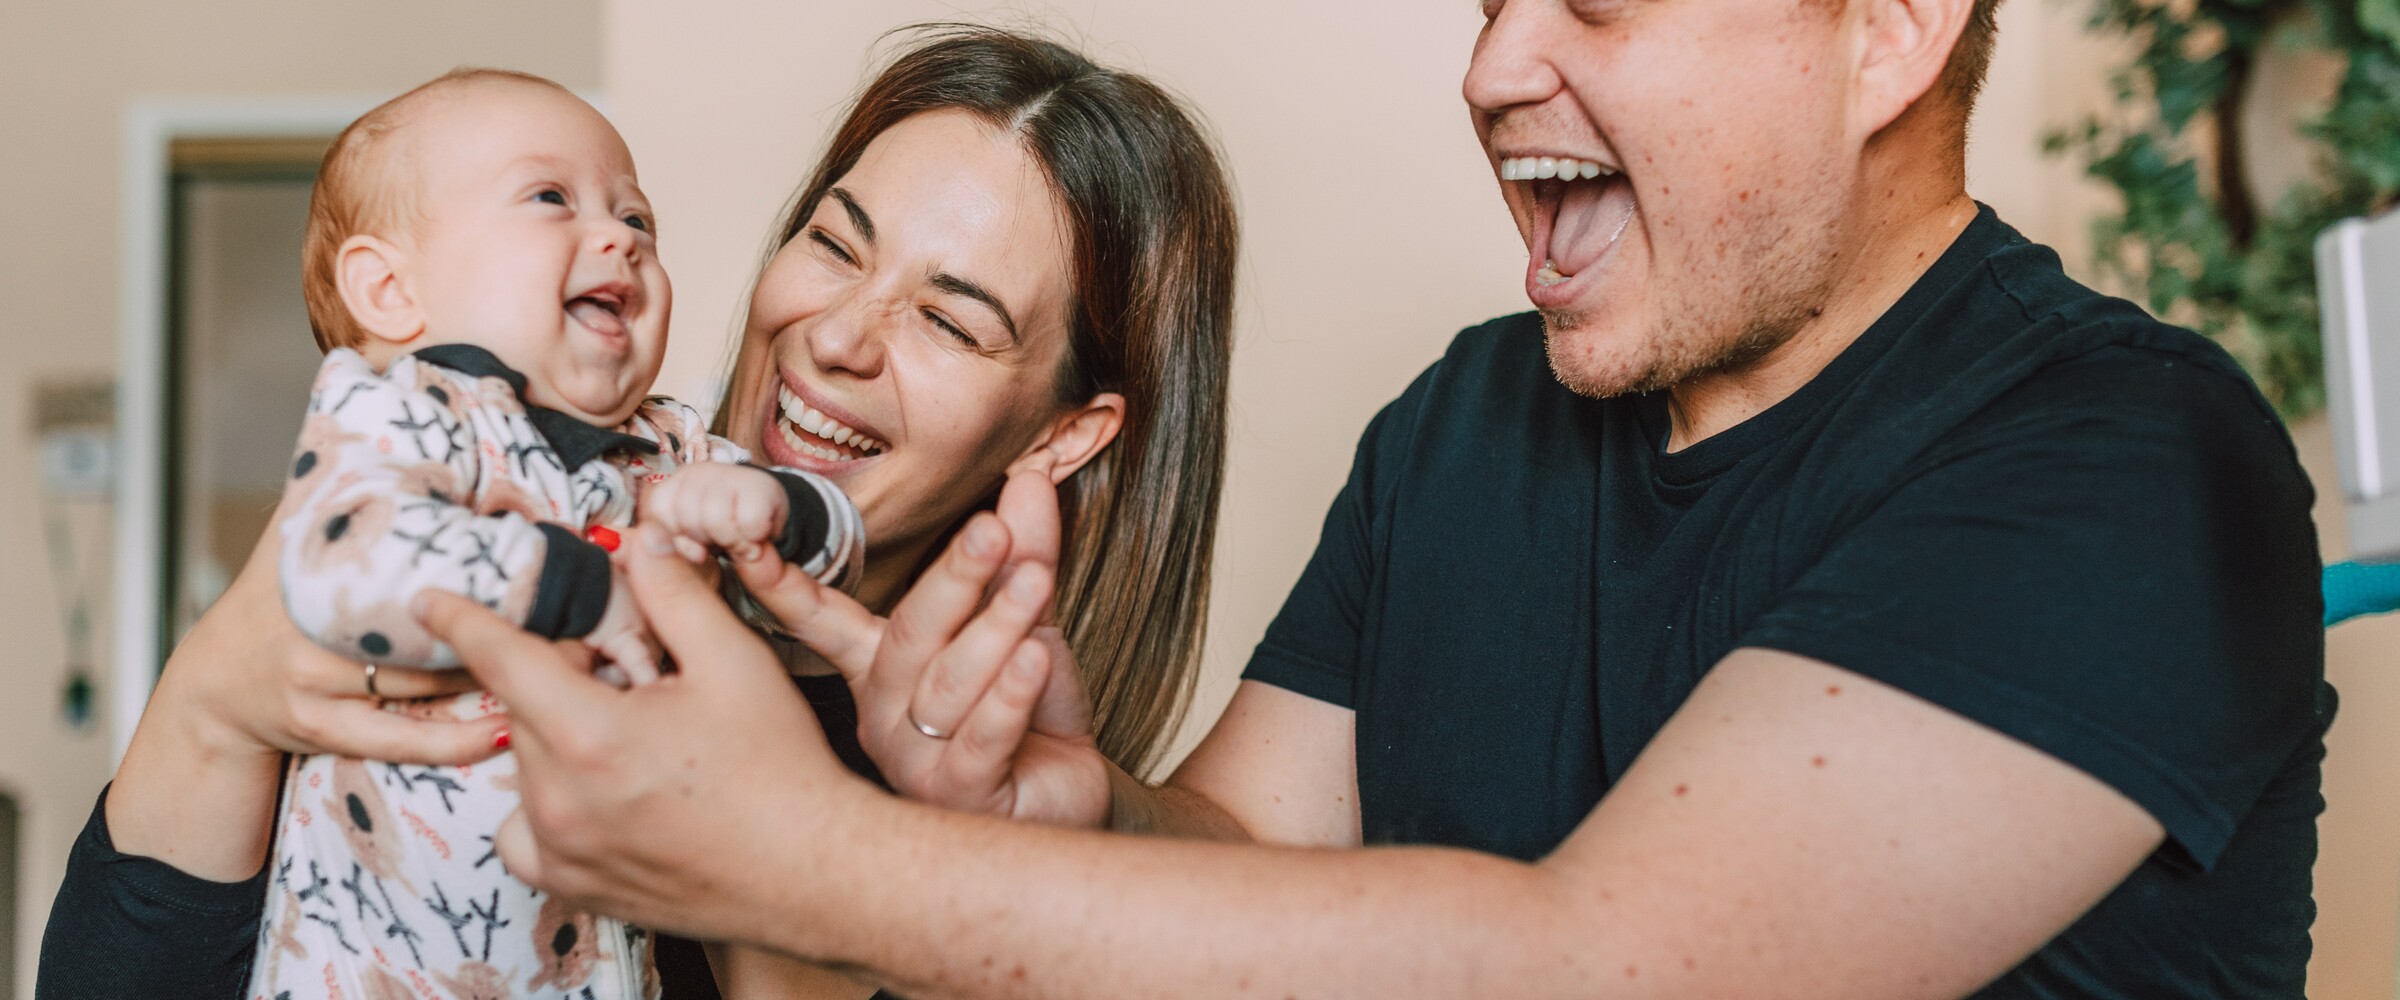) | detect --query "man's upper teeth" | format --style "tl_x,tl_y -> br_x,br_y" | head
778,386 -> 885,454
1499,156 -> 1615,181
